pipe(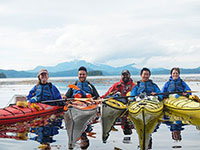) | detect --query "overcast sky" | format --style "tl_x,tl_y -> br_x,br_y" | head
0,0 -> 200,70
